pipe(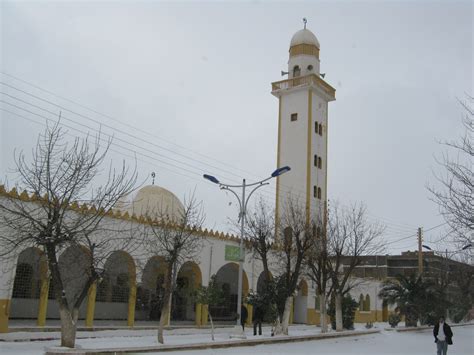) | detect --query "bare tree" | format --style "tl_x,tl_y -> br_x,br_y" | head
326,203 -> 384,331
306,212 -> 331,332
274,198 -> 313,335
0,121 -> 137,348
429,95 -> 474,243
245,199 -> 274,284
140,194 -> 205,344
